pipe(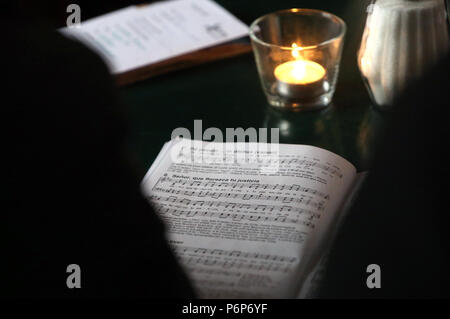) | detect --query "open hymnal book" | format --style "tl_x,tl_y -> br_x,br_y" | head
141,138 -> 366,298
60,0 -> 250,86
